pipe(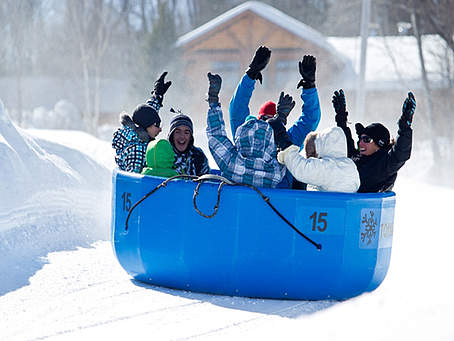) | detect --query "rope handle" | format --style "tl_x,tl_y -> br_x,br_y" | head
193,173 -> 235,185
124,174 -> 321,250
